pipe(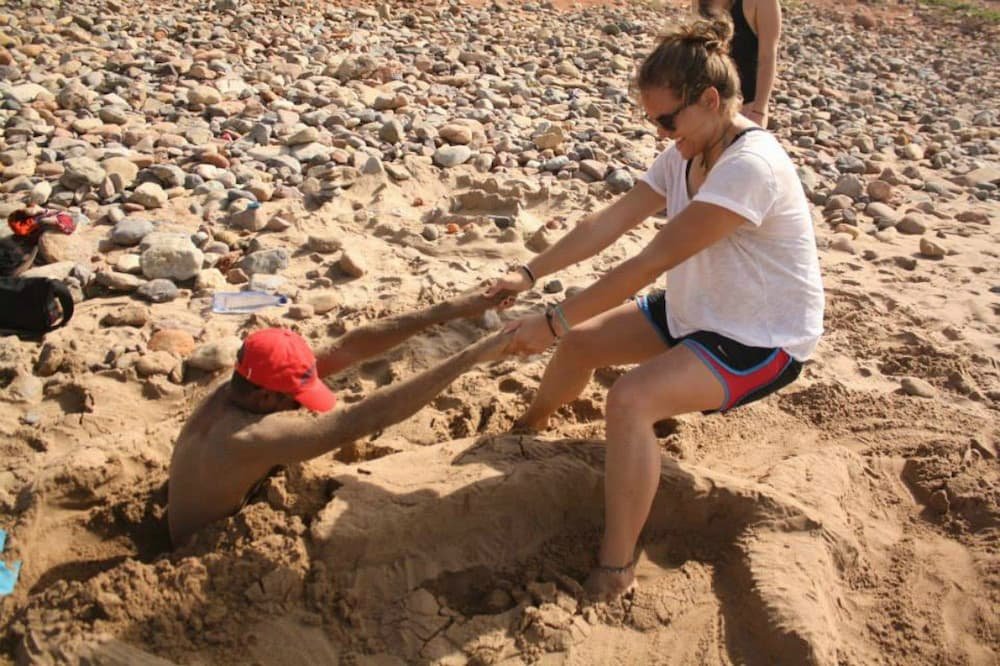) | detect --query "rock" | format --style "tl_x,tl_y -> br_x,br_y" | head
29,181 -> 52,205
304,290 -> 339,314
112,219 -> 154,246
141,237 -> 204,281
579,160 -> 607,180
240,248 -> 289,275
605,169 -> 634,194
102,304 -> 150,327
22,262 -> 76,281
433,145 -> 473,168
918,238 -> 946,258
421,224 -> 439,241
286,127 -> 319,145
833,174 -> 864,200
248,274 -> 285,293
896,214 -> 928,235
194,268 -> 227,292
35,342 -> 64,377
115,254 -> 142,274
227,203 -> 266,231
60,157 -> 105,189
338,252 -> 366,278
187,337 -> 242,372
149,329 -> 196,356
101,157 -> 139,189
8,374 -> 43,404
543,279 -> 563,294
95,270 -> 146,292
532,126 -> 564,150
190,85 -> 222,105
928,489 -> 950,514
136,351 -> 179,378
137,279 -> 180,303
130,182 -> 168,209
439,123 -> 473,145
266,215 -> 292,232
38,232 -> 91,264
287,304 -> 314,320
379,120 -> 404,144
902,144 -> 924,161
866,180 -> 893,203
830,236 -> 856,254
901,377 -> 935,398
307,234 -> 342,254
